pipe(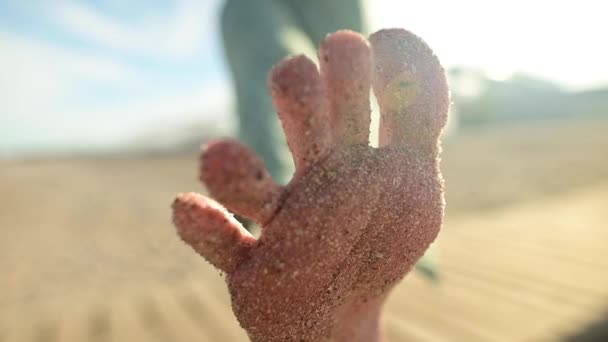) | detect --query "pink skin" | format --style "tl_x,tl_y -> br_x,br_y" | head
172,29 -> 449,342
